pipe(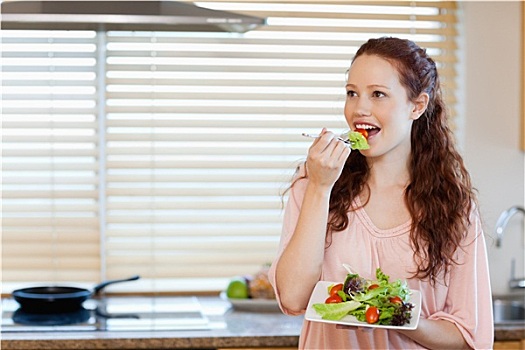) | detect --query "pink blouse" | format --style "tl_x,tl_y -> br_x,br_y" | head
268,173 -> 494,349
